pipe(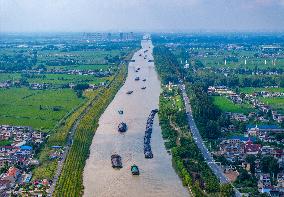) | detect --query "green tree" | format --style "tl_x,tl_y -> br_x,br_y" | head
220,183 -> 234,197
280,121 -> 284,129
261,156 -> 279,176
245,155 -> 256,174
